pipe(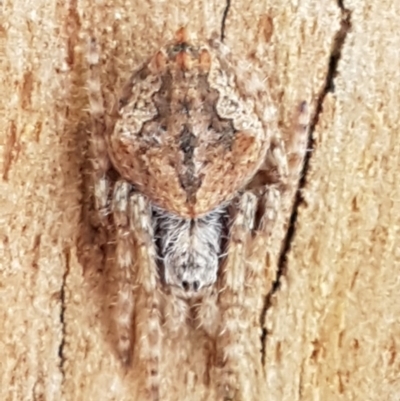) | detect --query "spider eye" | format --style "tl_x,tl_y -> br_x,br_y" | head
181,280 -> 200,292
